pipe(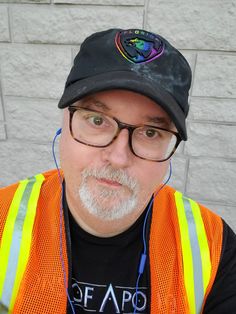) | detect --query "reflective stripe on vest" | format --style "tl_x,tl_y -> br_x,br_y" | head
175,191 -> 211,314
0,174 -> 45,313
